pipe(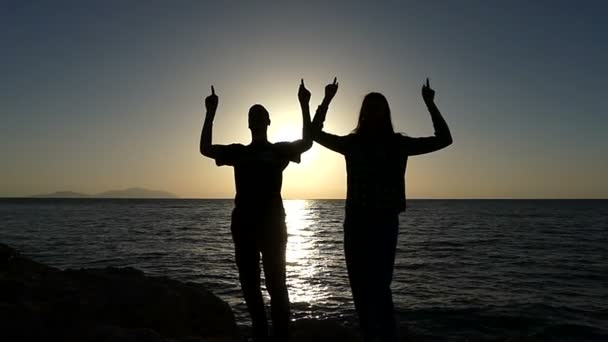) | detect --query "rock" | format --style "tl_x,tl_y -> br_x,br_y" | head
0,244 -> 237,341
290,319 -> 363,342
86,325 -> 162,342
